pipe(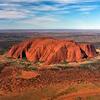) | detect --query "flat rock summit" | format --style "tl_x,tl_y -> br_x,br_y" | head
7,37 -> 96,65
